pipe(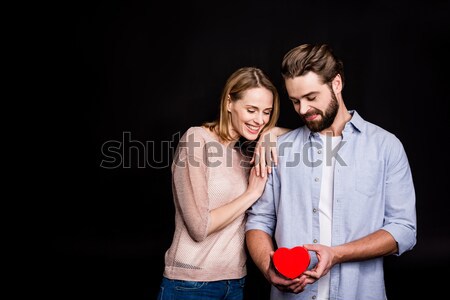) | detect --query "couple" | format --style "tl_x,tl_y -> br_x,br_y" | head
157,43 -> 417,300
